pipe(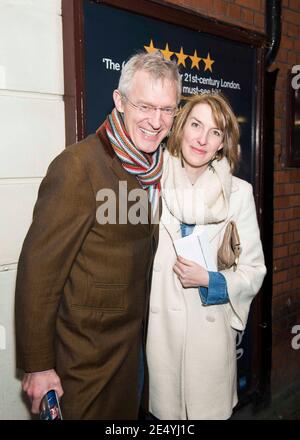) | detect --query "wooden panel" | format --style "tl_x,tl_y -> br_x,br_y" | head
0,270 -> 31,420
0,3 -> 64,93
